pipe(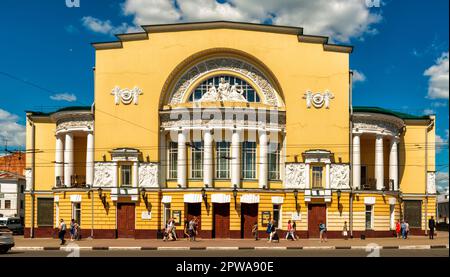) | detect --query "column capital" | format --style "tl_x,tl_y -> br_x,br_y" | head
375,133 -> 384,139
391,136 -> 400,144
